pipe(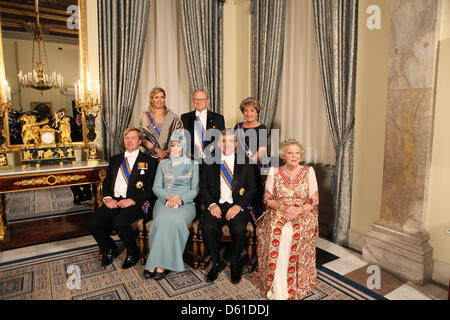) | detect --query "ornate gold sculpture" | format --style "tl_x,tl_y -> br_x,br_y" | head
19,111 -> 76,167
52,111 -> 72,147
0,99 -> 11,168
18,114 -> 48,148
13,174 -> 87,187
